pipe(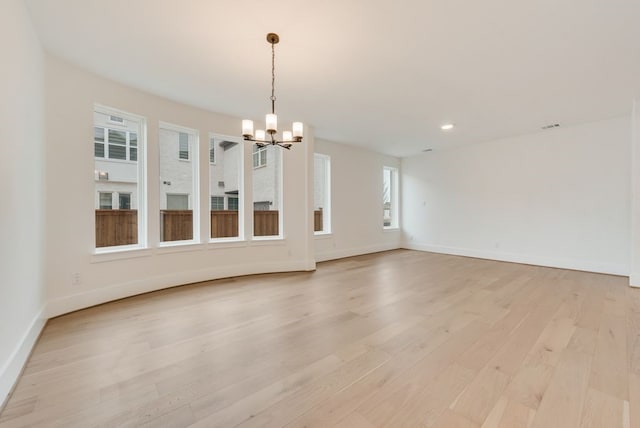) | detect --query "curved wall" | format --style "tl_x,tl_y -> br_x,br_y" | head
44,56 -> 316,318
